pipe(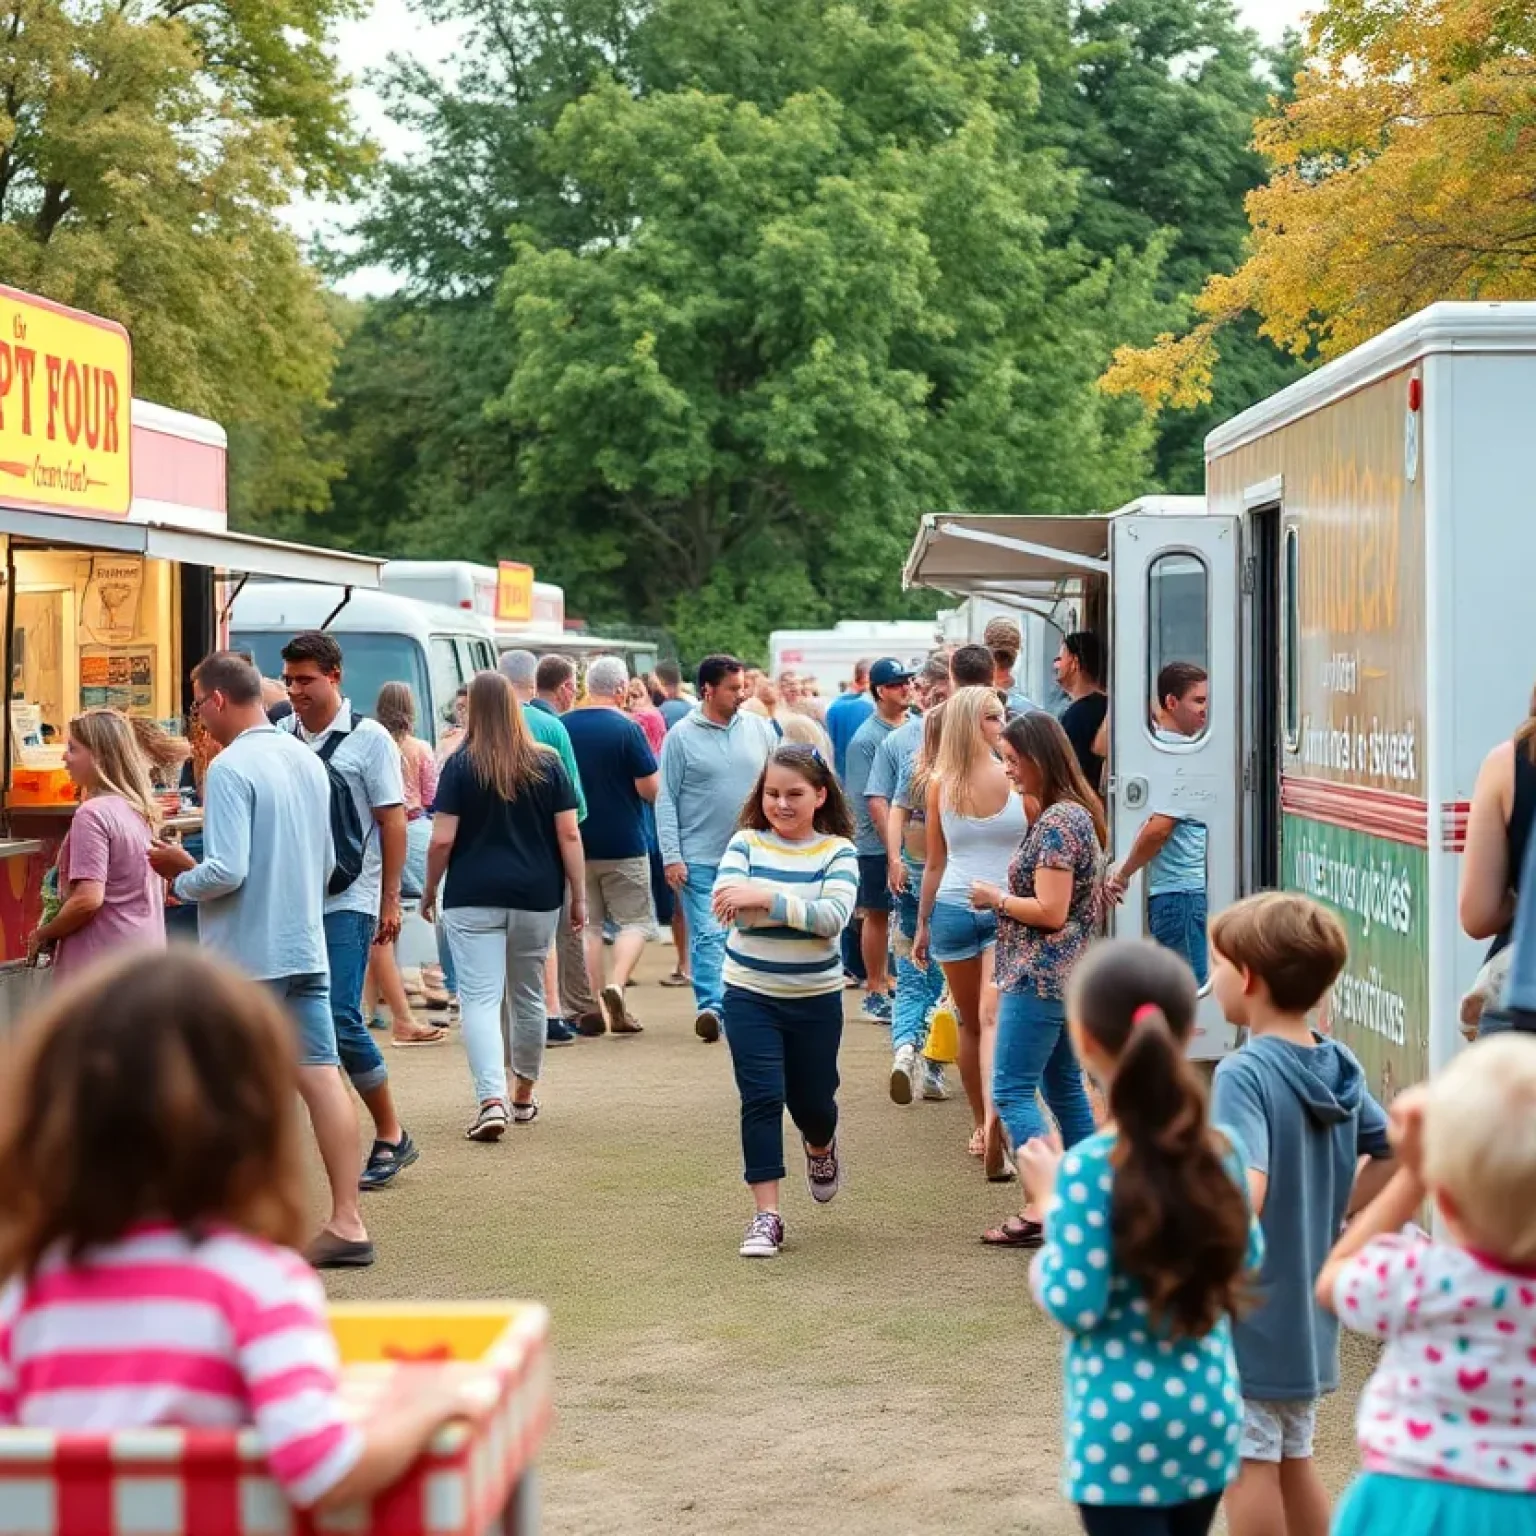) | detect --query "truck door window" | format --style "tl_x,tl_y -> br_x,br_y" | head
1282,526 -> 1301,751
1147,552 -> 1210,745
428,637 -> 464,736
